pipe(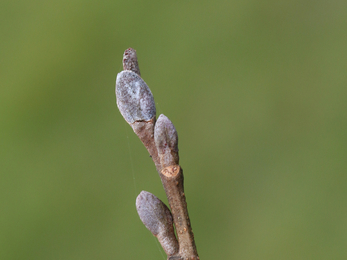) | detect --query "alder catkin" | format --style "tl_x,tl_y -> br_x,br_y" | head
115,70 -> 156,124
